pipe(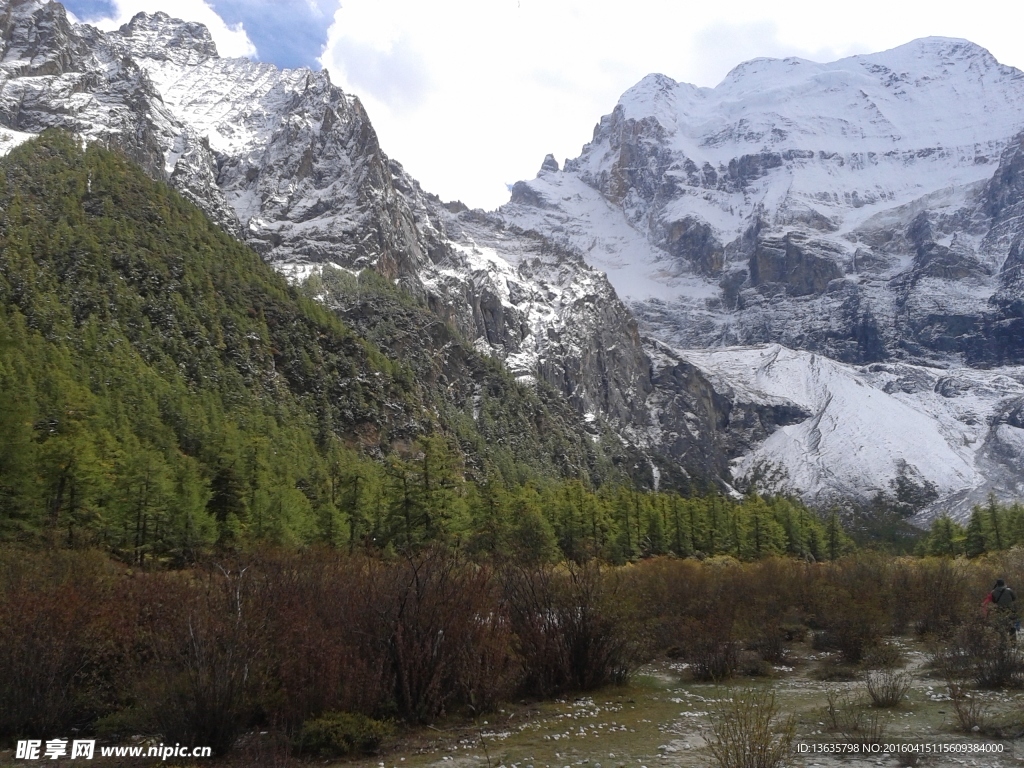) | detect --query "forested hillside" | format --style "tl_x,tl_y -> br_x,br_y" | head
0,132 -> 837,563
